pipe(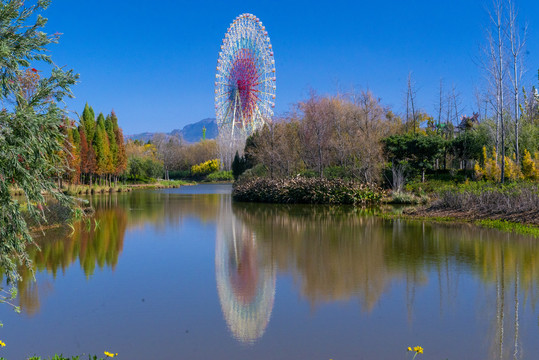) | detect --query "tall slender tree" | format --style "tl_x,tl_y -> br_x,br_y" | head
112,111 -> 127,183
506,0 -> 527,165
